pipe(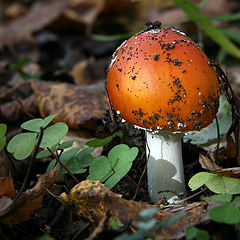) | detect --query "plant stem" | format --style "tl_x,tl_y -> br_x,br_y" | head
47,147 -> 79,184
